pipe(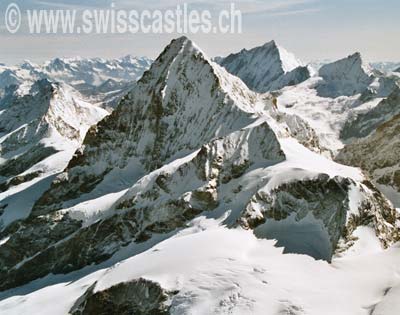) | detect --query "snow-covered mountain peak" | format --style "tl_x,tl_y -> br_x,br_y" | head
157,35 -> 208,63
25,36 -> 279,221
316,52 -> 375,97
275,43 -> 304,72
20,60 -> 39,71
217,40 -> 309,92
133,35 -> 259,117
0,78 -> 107,146
45,57 -> 71,72
248,40 -> 303,72
319,52 -> 372,79
119,54 -> 152,67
